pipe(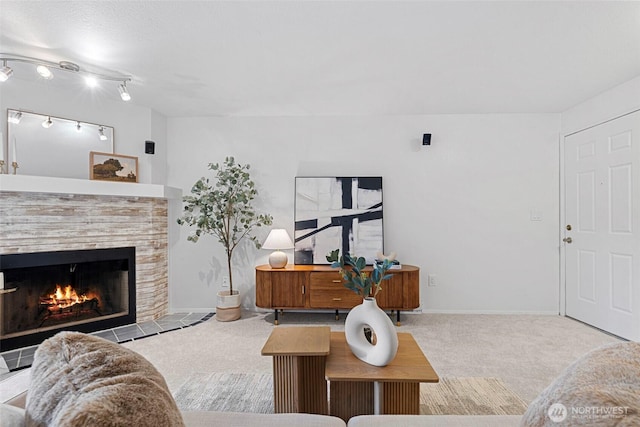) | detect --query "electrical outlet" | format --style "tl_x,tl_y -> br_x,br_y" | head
222,276 -> 229,288
428,274 -> 437,287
